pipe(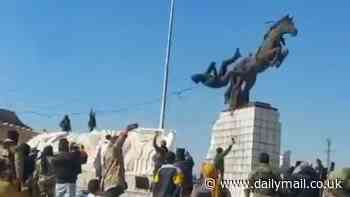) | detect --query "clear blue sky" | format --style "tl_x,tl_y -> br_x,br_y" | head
1,0 -> 349,168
